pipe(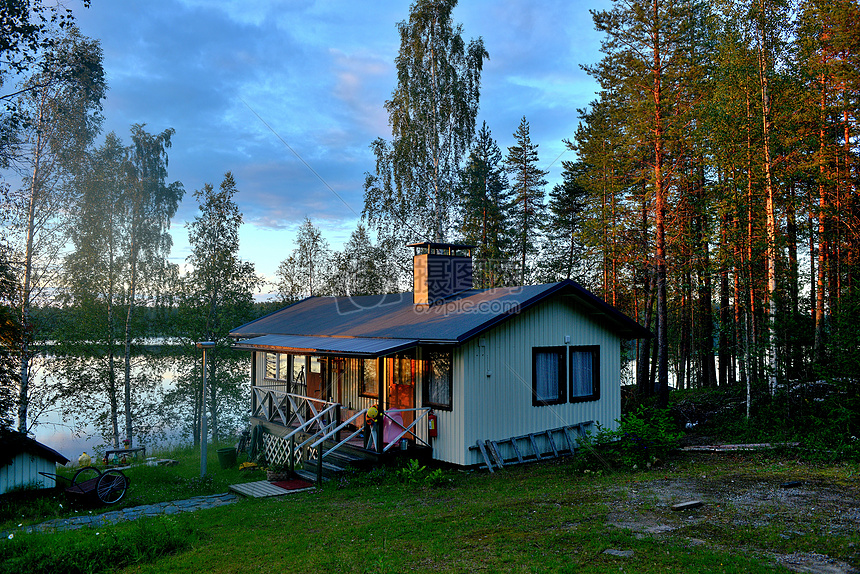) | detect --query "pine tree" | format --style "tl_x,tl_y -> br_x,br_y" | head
540,160 -> 590,283
457,122 -> 512,287
505,117 -> 548,286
